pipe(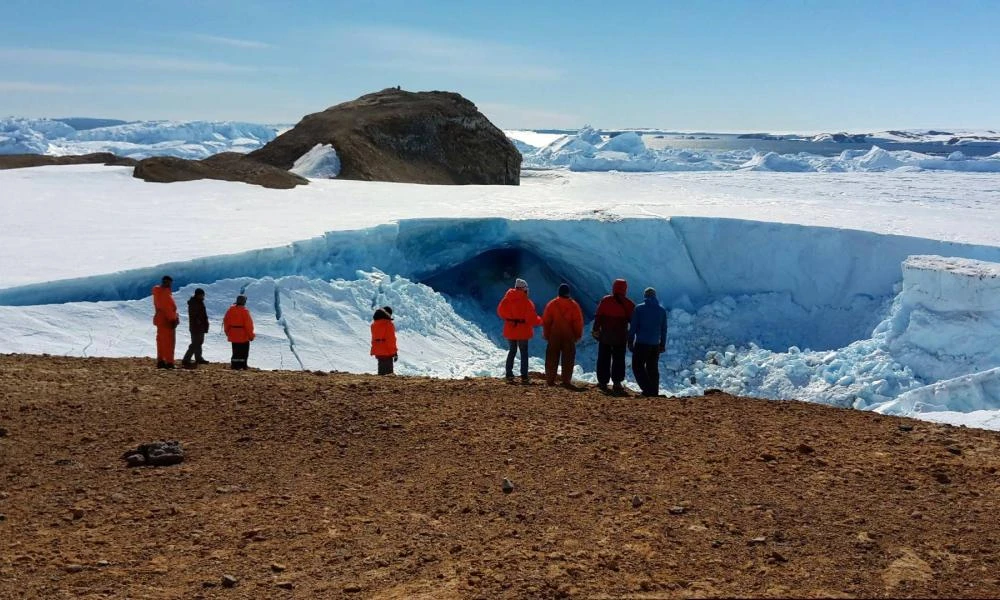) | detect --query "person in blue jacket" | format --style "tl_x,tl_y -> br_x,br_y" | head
627,287 -> 668,397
